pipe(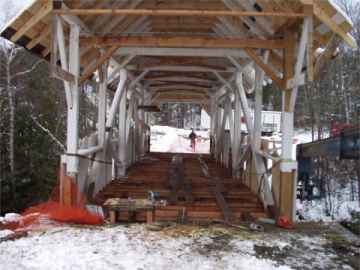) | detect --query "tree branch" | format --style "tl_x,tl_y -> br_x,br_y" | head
10,60 -> 44,80
30,115 -> 66,152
